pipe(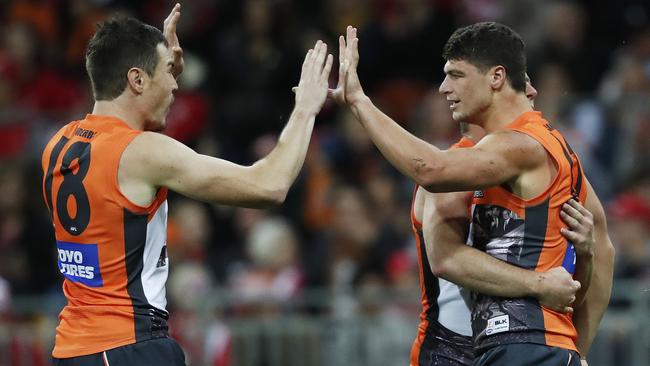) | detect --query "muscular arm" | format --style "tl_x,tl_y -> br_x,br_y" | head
331,27 -> 544,193
122,107 -> 316,208
120,41 -> 333,208
350,99 -> 544,192
421,188 -> 580,312
573,180 -> 615,359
